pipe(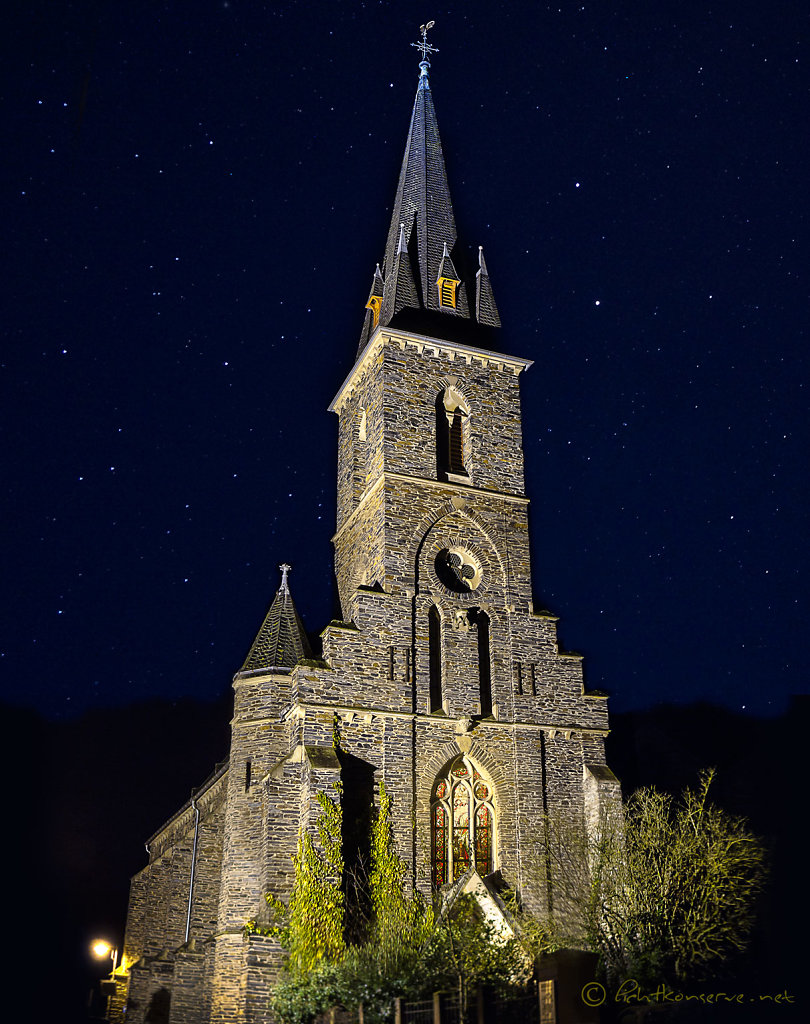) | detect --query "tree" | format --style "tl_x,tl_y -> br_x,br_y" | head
538,770 -> 768,988
264,780 -> 523,1024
